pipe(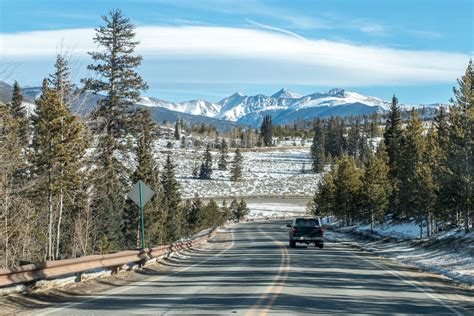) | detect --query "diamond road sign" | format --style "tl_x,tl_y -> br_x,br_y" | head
127,180 -> 155,207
